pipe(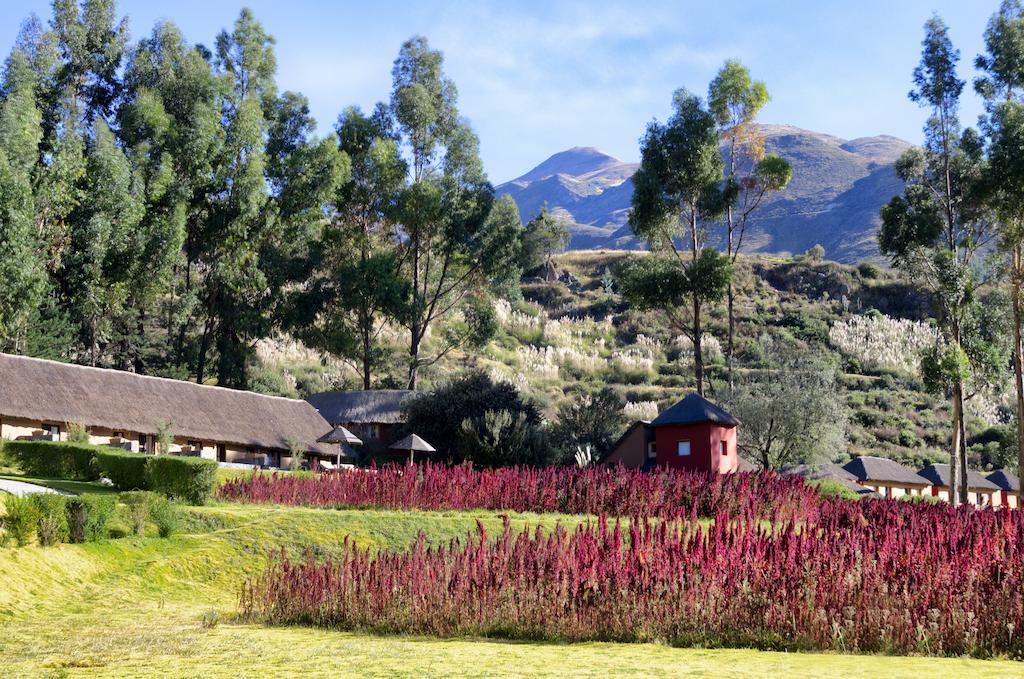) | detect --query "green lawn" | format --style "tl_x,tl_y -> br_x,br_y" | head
0,473 -> 120,496
0,502 -> 1020,677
